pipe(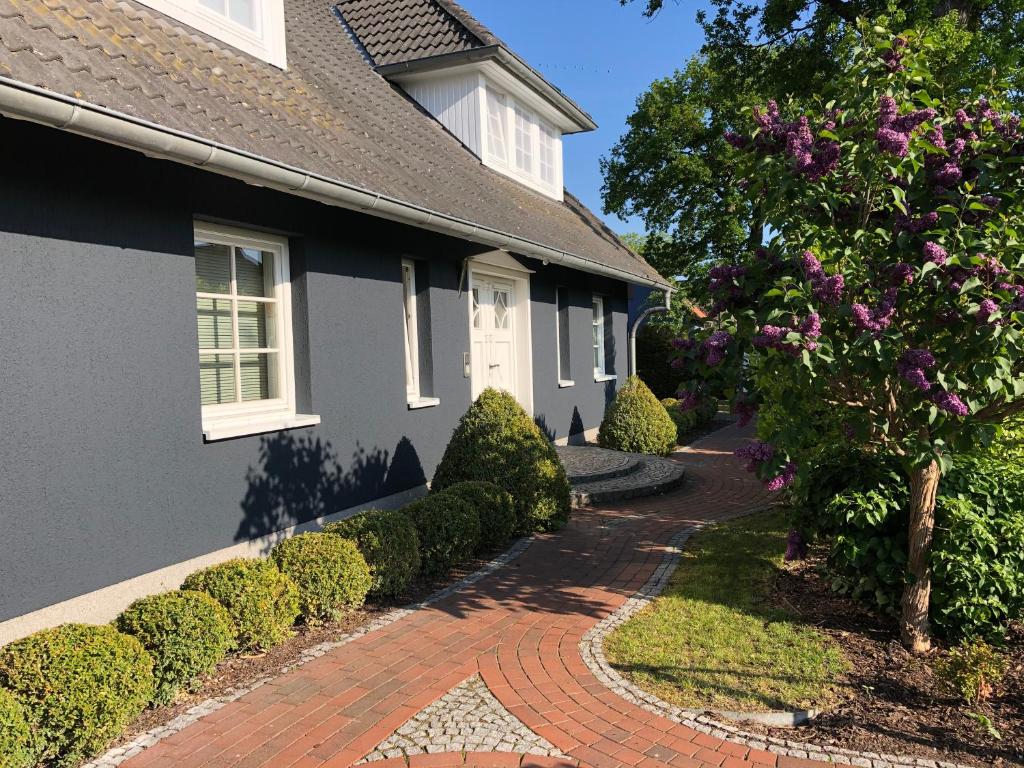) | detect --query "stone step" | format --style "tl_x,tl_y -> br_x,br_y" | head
554,445 -> 640,484
555,445 -> 686,509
